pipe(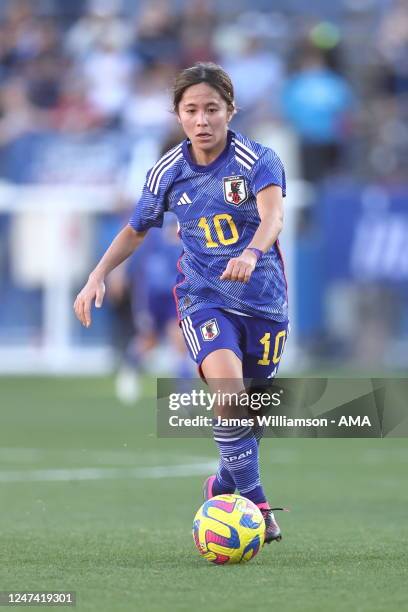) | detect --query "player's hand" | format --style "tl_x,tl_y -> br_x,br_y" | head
220,249 -> 258,283
73,274 -> 105,327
